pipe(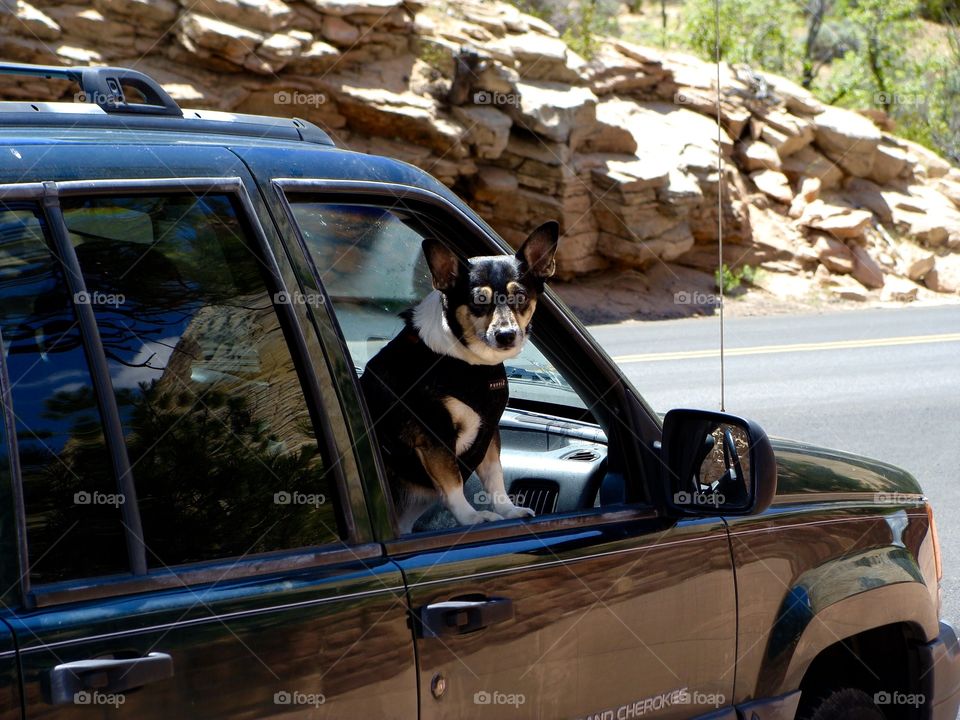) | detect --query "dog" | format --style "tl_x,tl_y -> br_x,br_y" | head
360,221 -> 560,534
